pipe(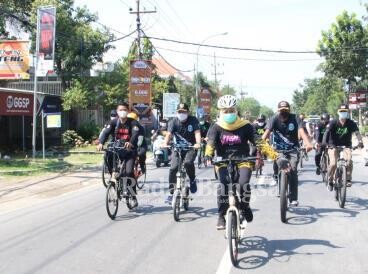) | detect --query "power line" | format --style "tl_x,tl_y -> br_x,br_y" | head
154,46 -> 322,62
